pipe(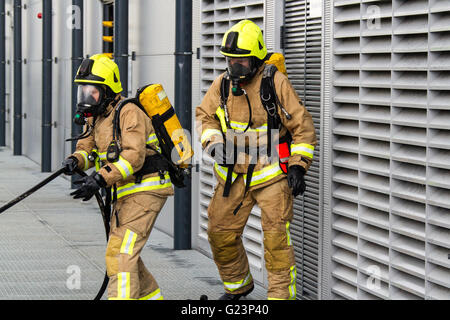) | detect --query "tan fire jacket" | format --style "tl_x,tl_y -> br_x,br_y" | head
72,98 -> 174,200
196,65 -> 317,189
